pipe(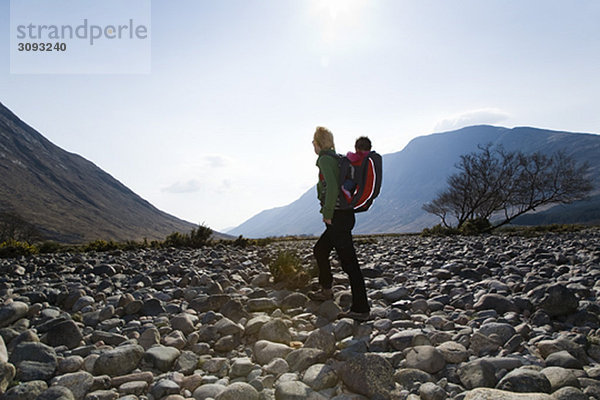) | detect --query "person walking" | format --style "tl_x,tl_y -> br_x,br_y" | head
309,126 -> 370,321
